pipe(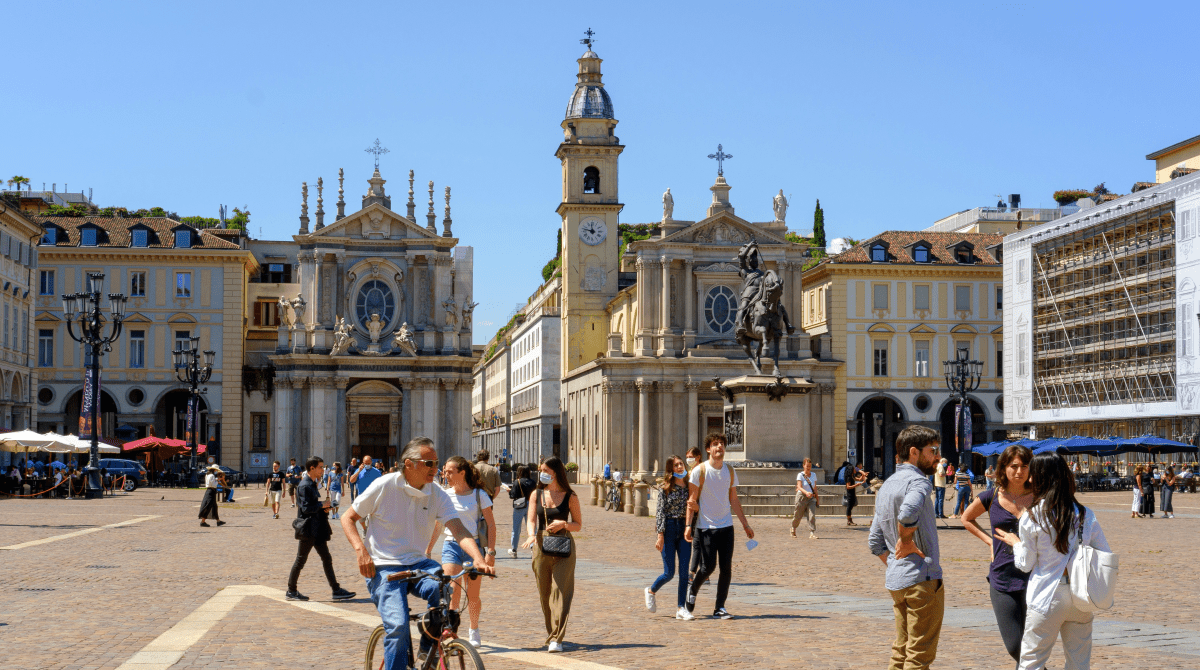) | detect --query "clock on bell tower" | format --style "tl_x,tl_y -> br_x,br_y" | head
556,34 -> 624,376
